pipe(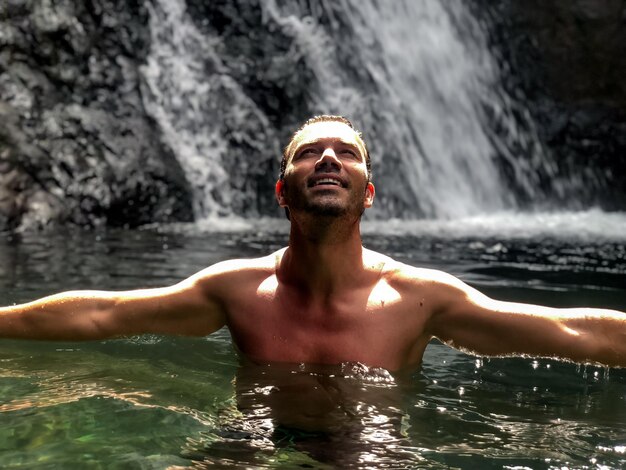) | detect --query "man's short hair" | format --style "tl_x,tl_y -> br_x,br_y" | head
279,115 -> 372,181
